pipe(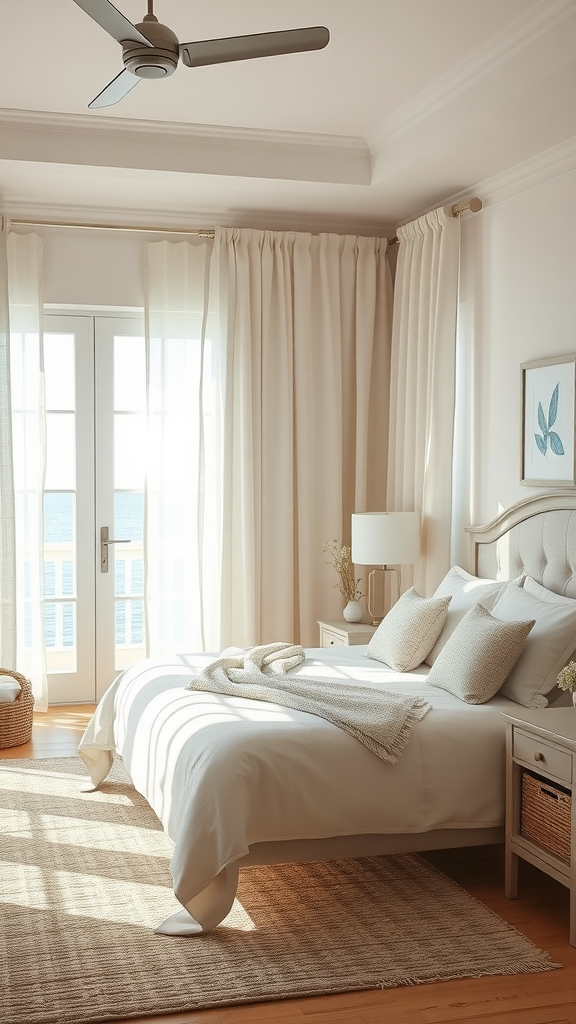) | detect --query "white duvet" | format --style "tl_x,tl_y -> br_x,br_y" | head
78,645 -> 516,933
